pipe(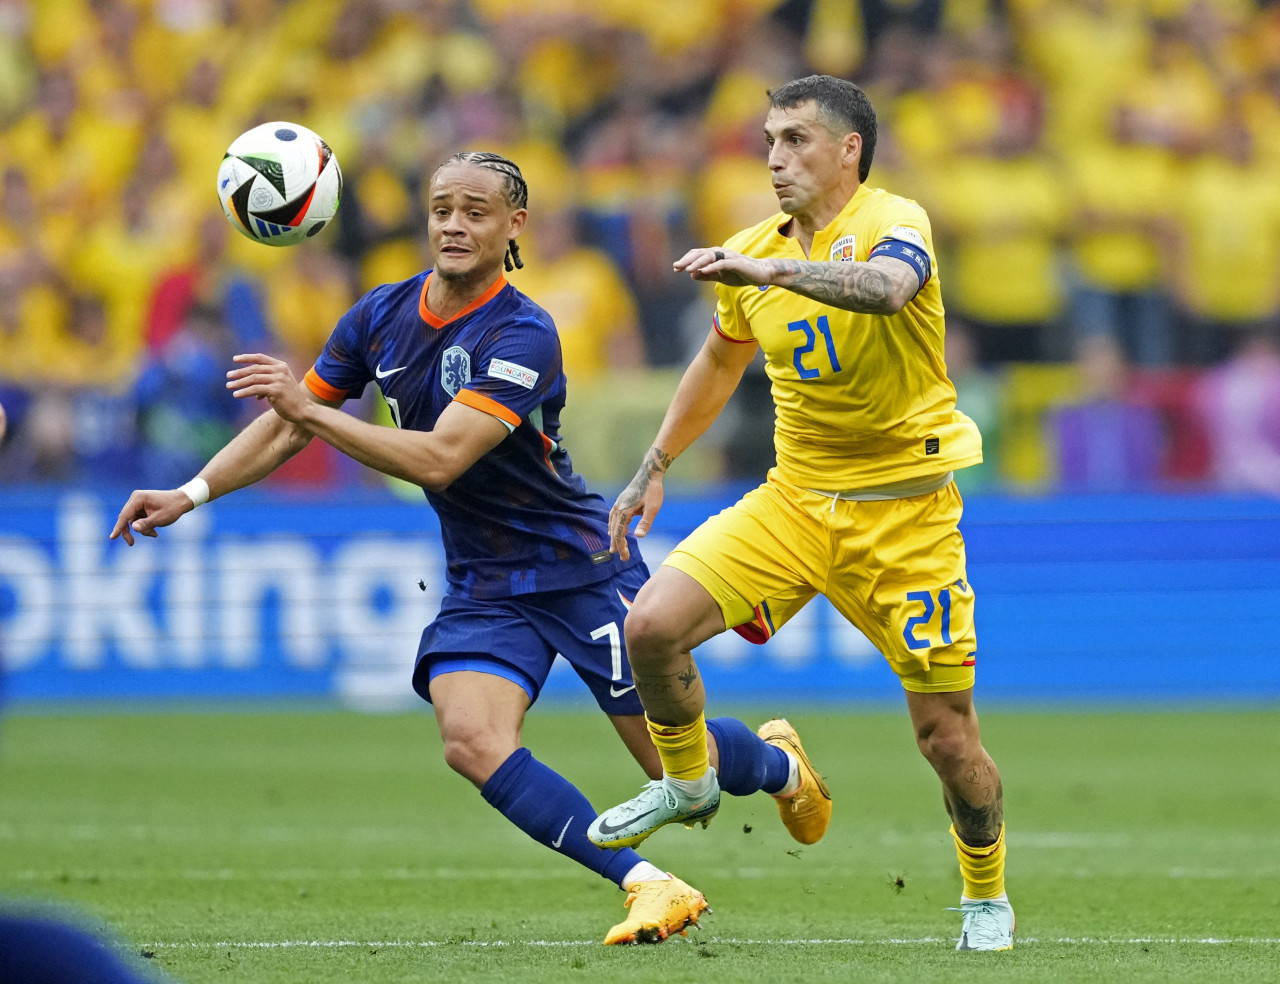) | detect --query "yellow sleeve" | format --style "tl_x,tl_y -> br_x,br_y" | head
863,196 -> 938,289
867,197 -> 936,257
712,281 -> 754,343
